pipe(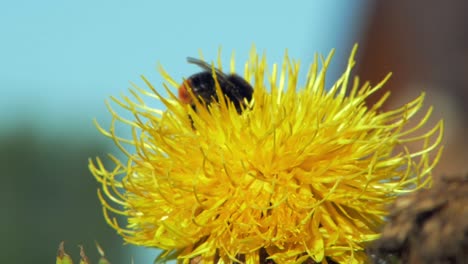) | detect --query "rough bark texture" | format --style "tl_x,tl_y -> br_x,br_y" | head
370,173 -> 468,264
